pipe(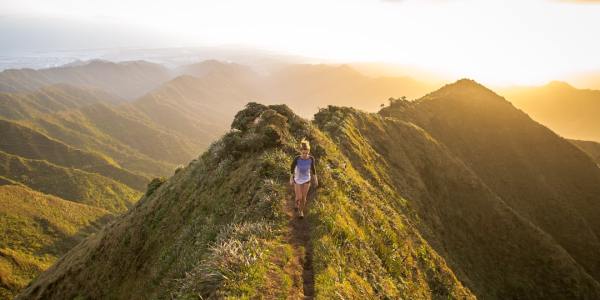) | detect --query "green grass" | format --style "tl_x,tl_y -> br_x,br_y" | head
0,150 -> 141,213
0,184 -> 112,299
